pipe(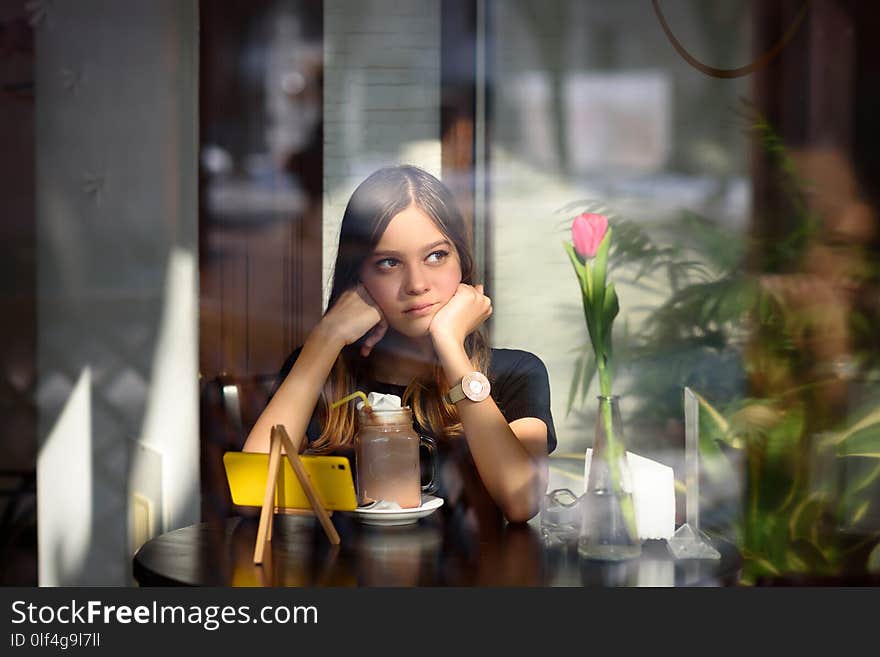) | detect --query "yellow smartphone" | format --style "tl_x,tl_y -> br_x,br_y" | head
223,451 -> 358,511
